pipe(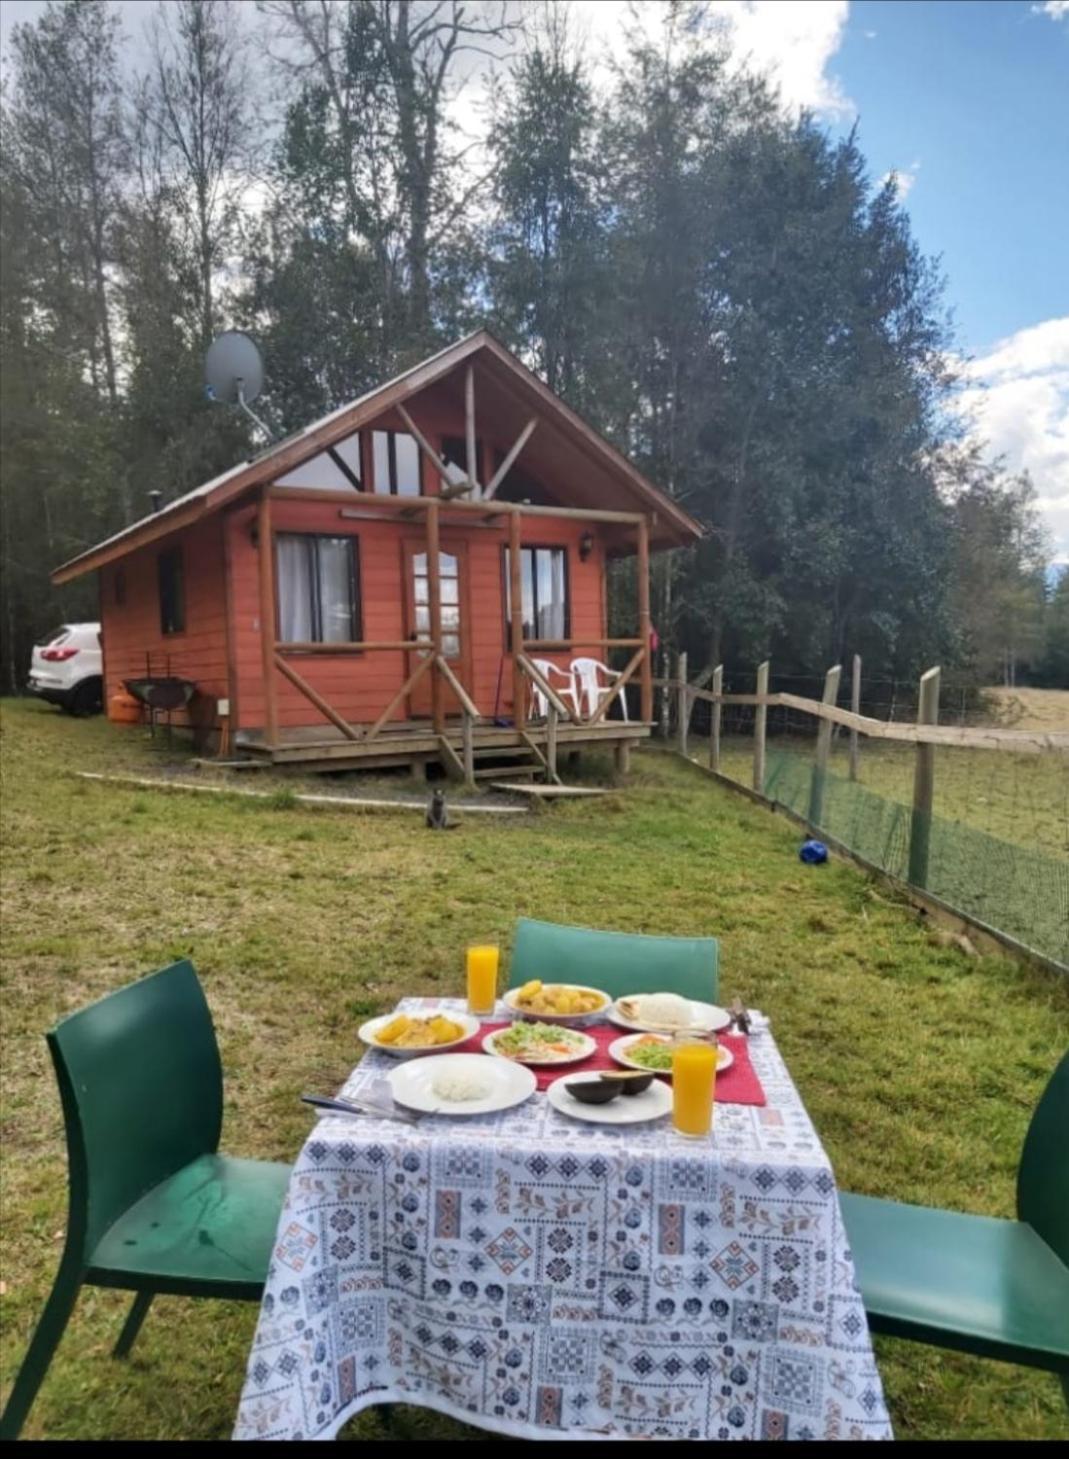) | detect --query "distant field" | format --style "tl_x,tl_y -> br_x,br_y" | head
981,686 -> 1069,732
